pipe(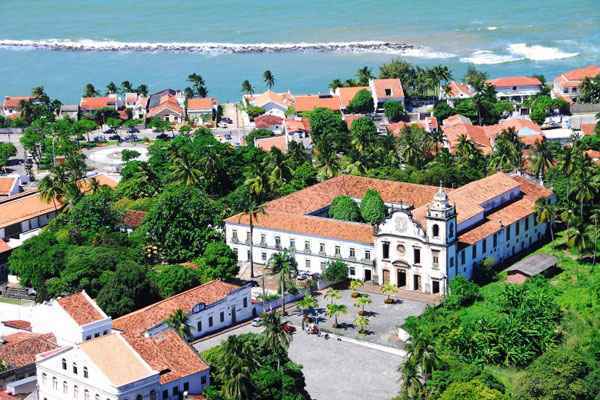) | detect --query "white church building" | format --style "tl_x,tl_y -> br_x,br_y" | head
225,173 -> 553,295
